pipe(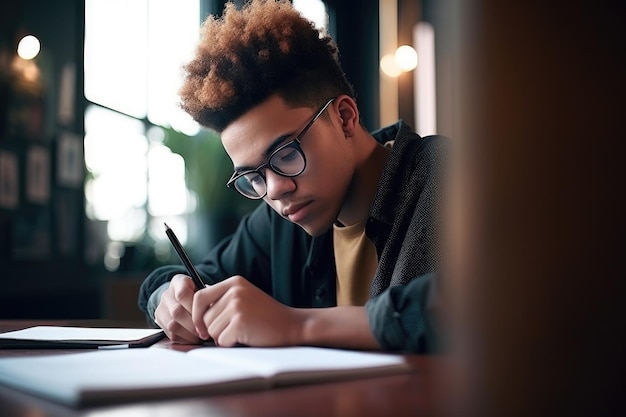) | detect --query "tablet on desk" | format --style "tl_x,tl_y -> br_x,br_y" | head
0,326 -> 165,349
